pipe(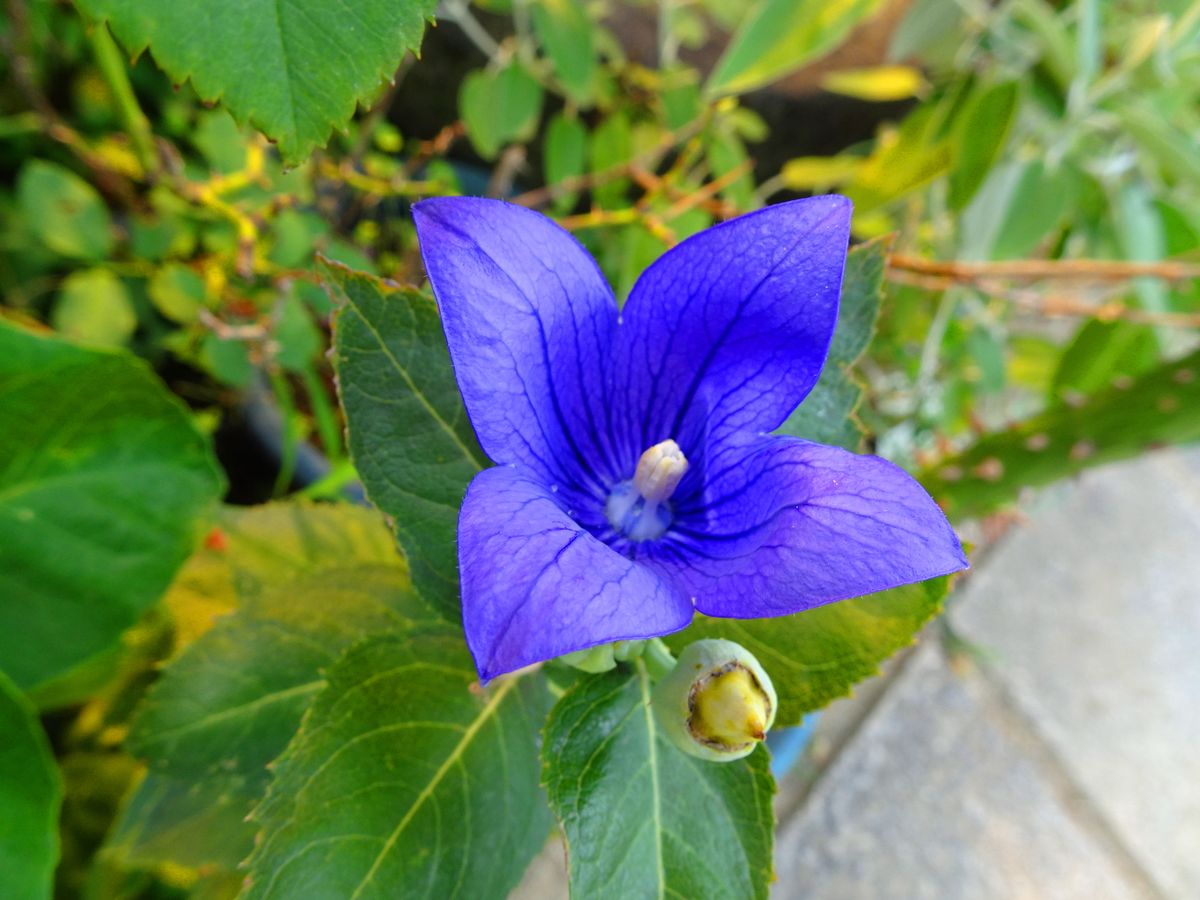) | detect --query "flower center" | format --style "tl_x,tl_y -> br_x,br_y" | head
605,439 -> 689,542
